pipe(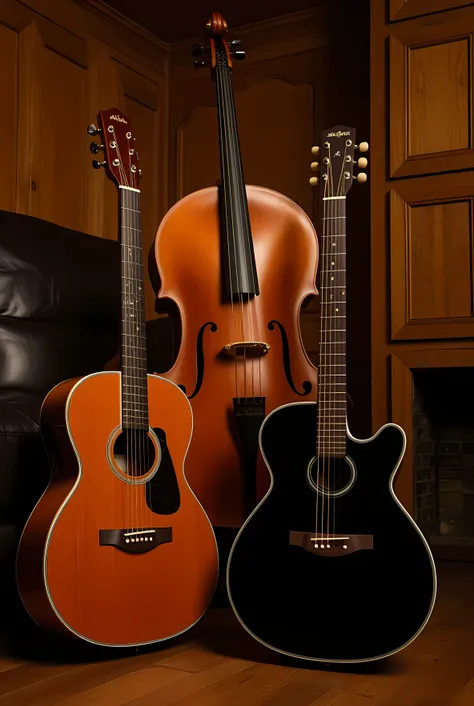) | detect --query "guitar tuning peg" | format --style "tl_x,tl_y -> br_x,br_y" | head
309,177 -> 319,186
356,141 -> 369,153
356,172 -> 367,183
311,145 -> 320,155
230,40 -> 242,47
92,160 -> 107,170
87,124 -> 101,136
310,161 -> 319,171
90,142 -> 104,154
231,50 -> 246,60
356,157 -> 368,168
